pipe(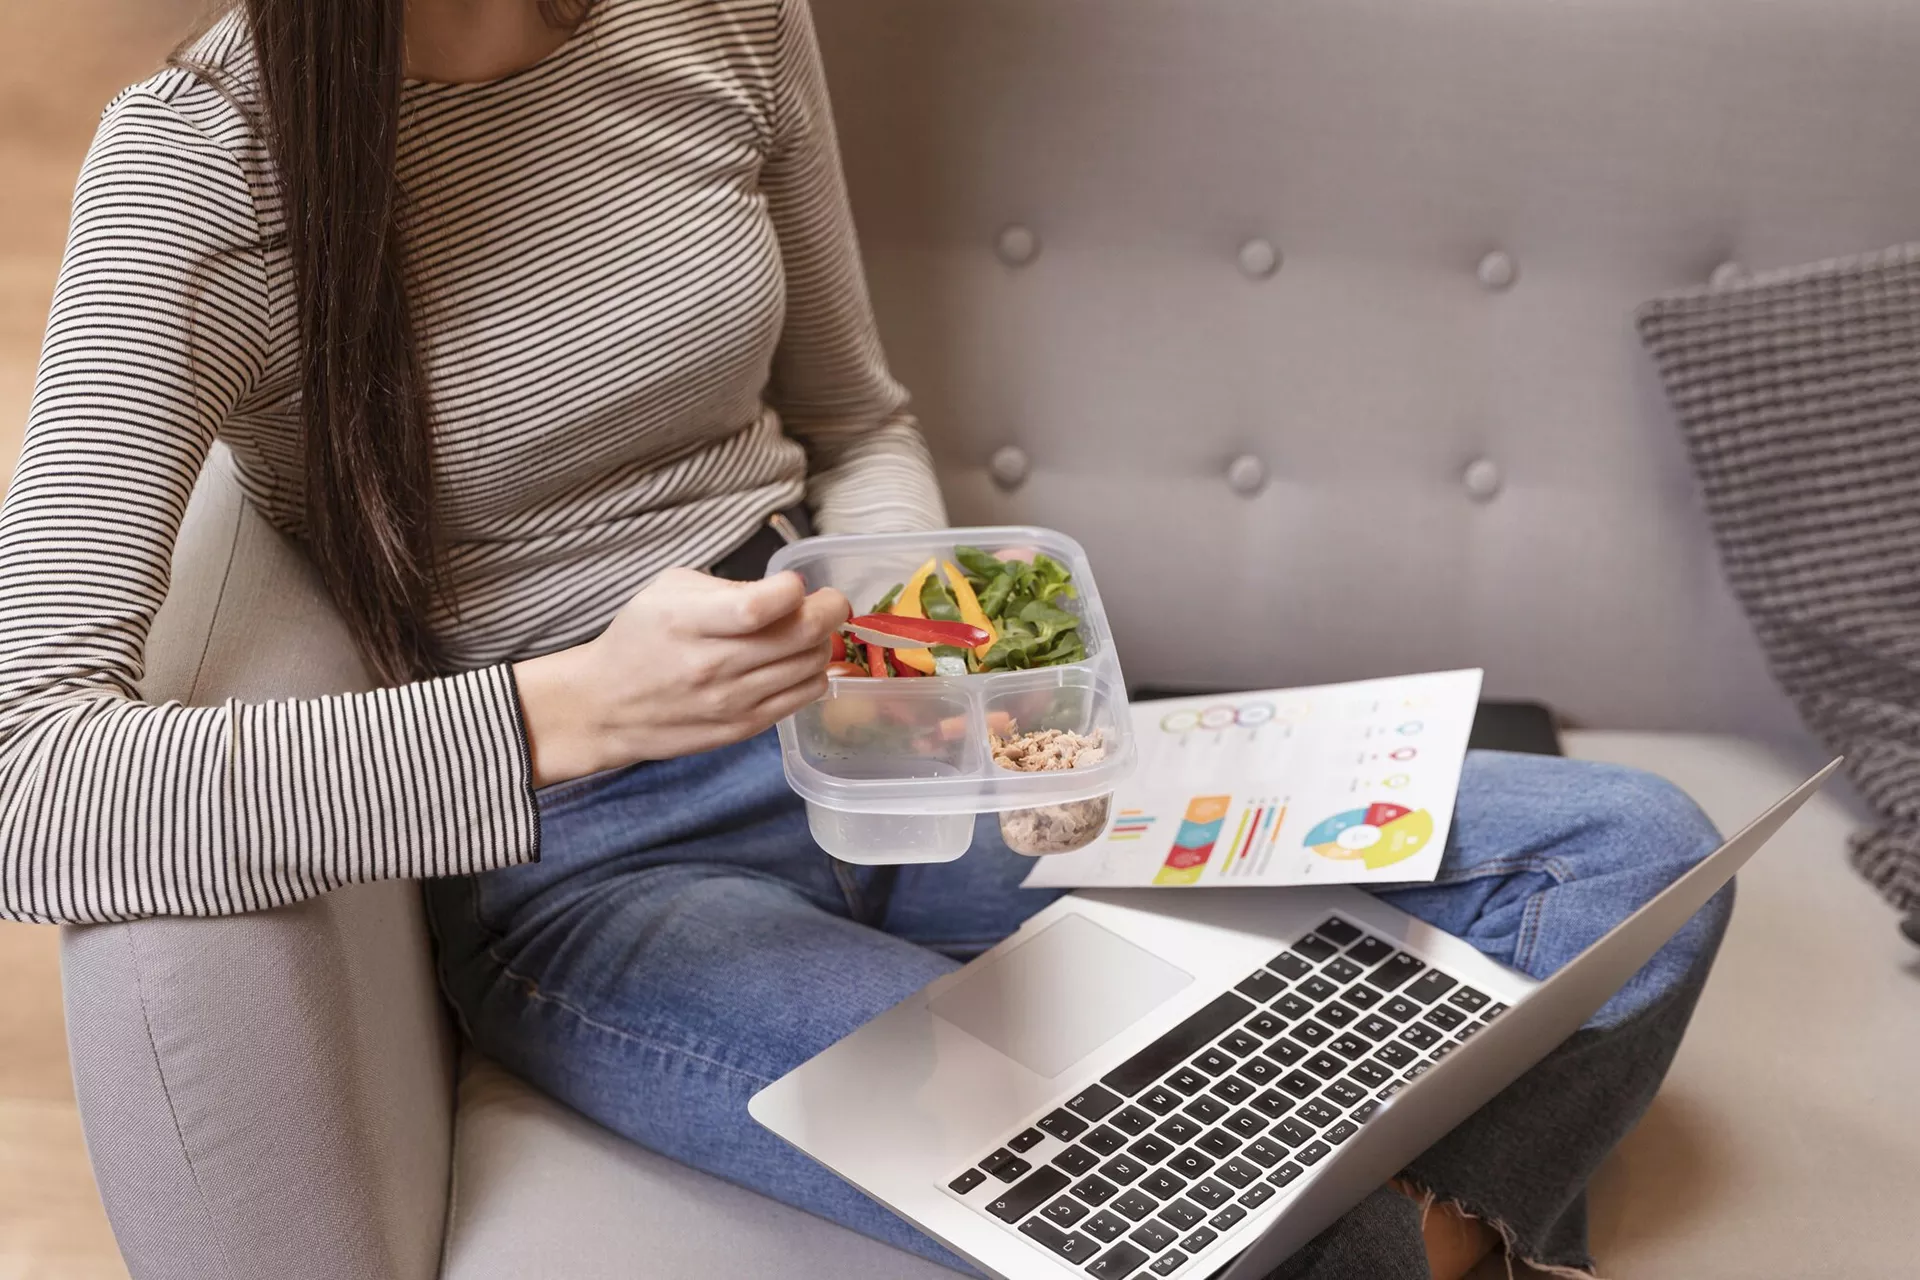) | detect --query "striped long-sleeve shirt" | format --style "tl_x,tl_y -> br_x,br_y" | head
0,0 -> 944,923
